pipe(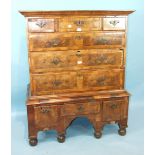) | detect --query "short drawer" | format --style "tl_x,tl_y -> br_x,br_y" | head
61,101 -> 101,116
28,18 -> 58,32
29,49 -> 124,73
103,17 -> 126,30
29,32 -> 125,51
34,105 -> 59,129
102,99 -> 127,121
59,17 -> 102,32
